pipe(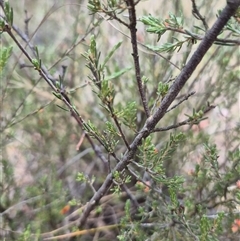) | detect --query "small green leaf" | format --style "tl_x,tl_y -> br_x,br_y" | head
52,91 -> 62,99
56,105 -> 69,112
101,41 -> 122,70
55,80 -> 61,89
32,58 -> 40,69
0,46 -> 12,72
4,2 -> 14,26
89,35 -> 97,57
88,0 -> 101,13
72,105 -> 79,116
104,67 -> 132,81
76,172 -> 87,182
193,25 -> 206,32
